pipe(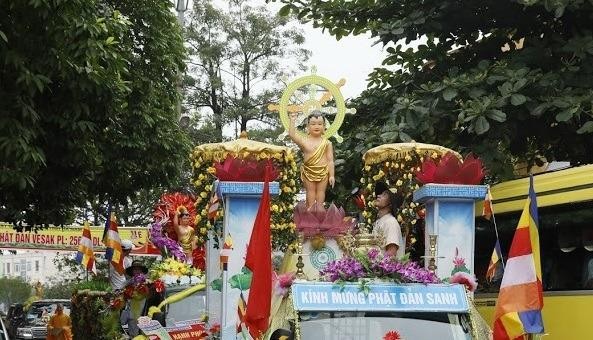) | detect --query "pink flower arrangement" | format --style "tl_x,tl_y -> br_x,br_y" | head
274,272 -> 296,296
450,271 -> 478,293
293,202 -> 355,237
